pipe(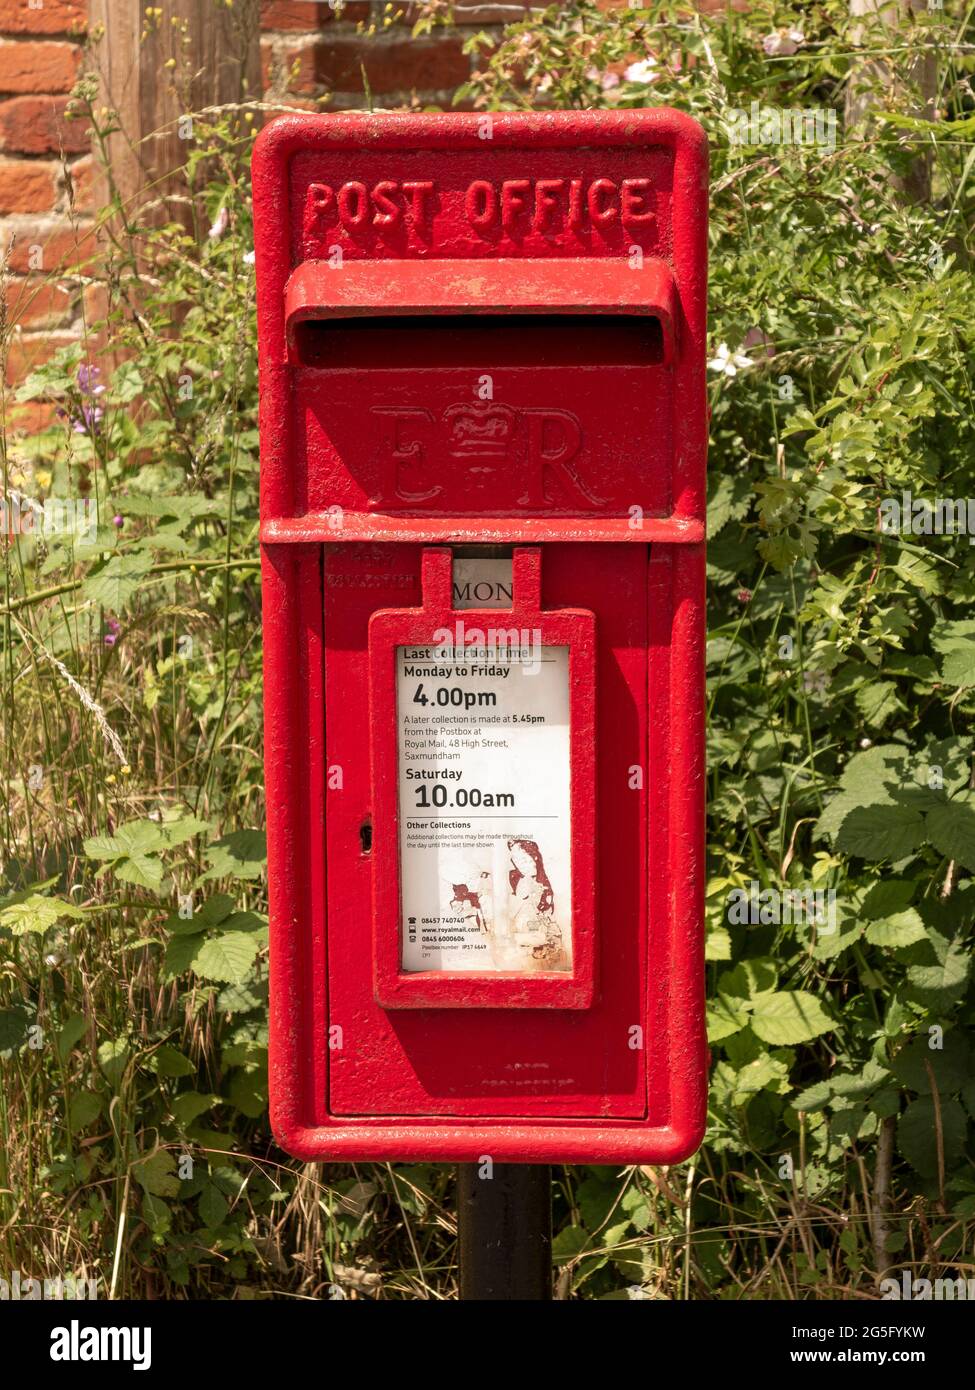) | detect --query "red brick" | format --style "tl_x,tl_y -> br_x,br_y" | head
595,0 -> 745,7
4,274 -> 74,328
268,35 -> 472,96
260,39 -> 283,94
260,1 -> 370,28
450,3 -> 534,20
263,92 -> 319,116
5,399 -> 58,433
0,217 -> 97,273
66,150 -> 90,209
0,40 -> 81,93
0,0 -> 86,35
0,157 -> 57,212
80,278 -> 107,322
3,328 -> 78,386
0,95 -> 88,154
